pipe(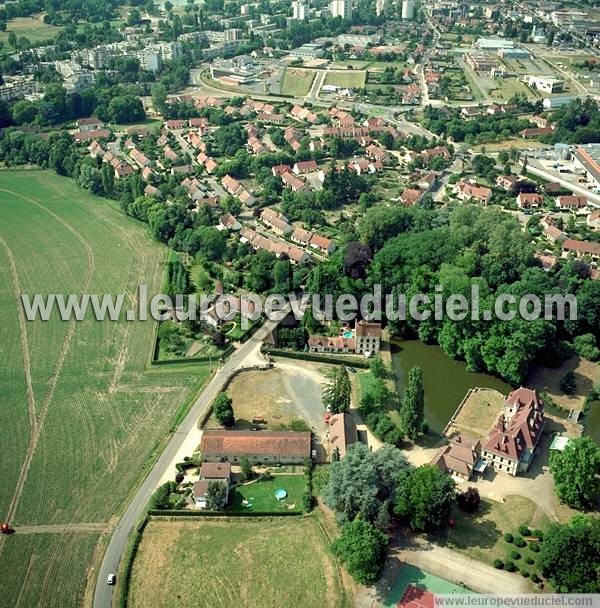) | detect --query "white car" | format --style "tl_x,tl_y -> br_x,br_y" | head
107,574 -> 116,585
